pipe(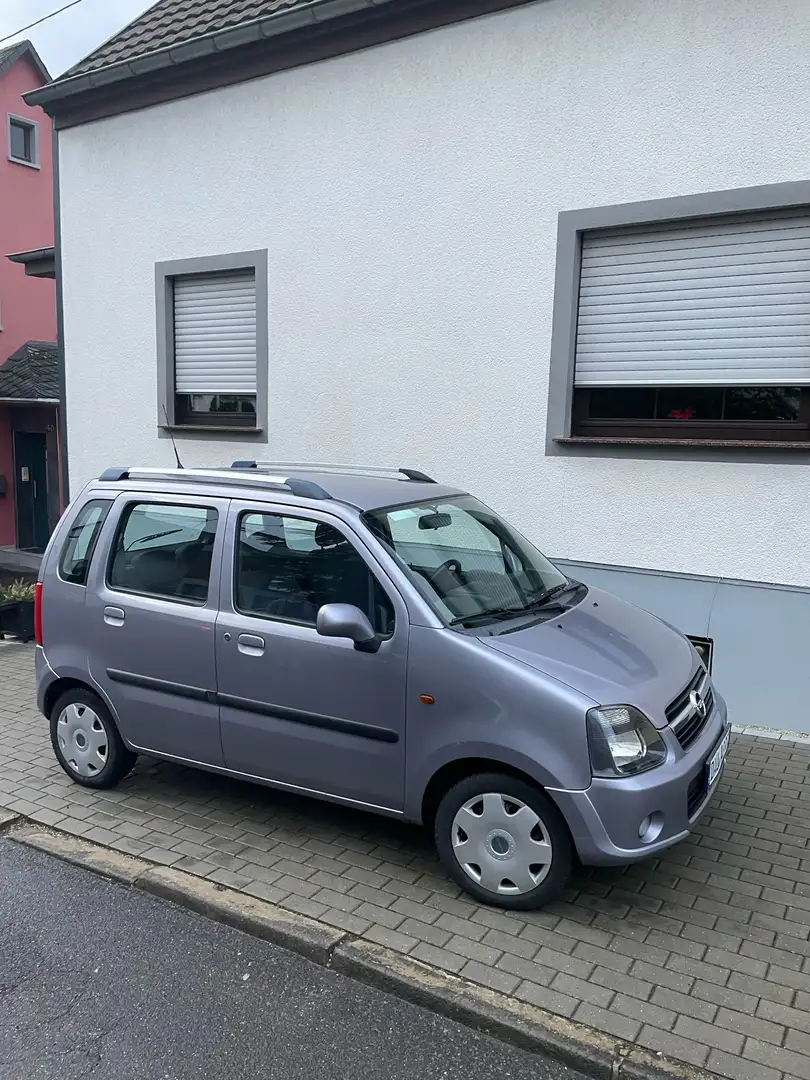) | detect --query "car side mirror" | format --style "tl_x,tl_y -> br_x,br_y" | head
316,603 -> 380,653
